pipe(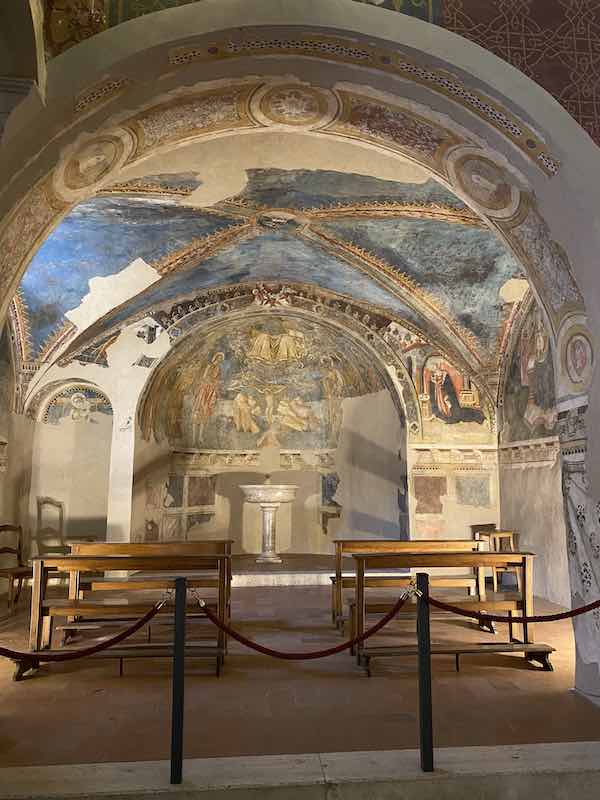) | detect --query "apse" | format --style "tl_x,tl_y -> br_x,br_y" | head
133,311 -> 408,554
